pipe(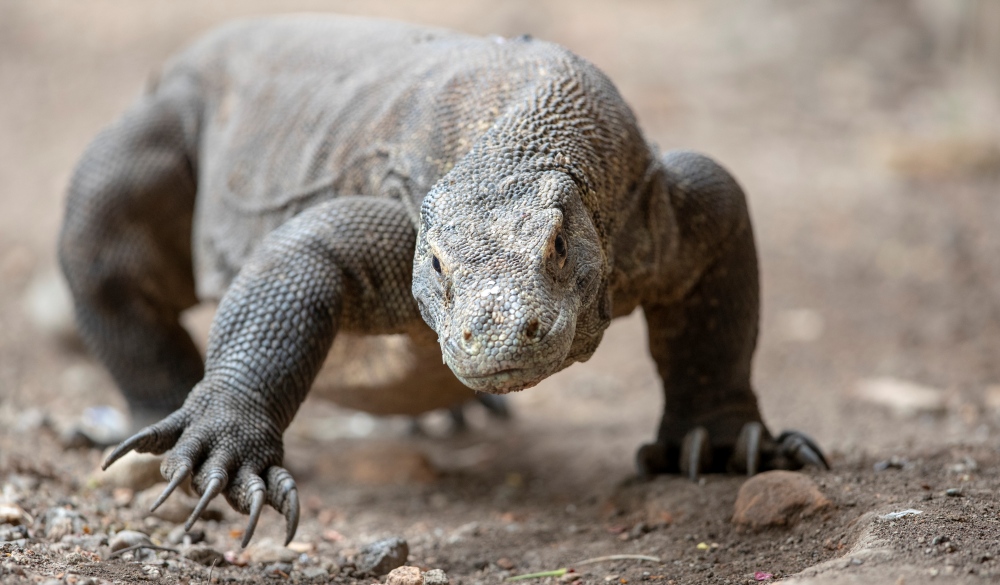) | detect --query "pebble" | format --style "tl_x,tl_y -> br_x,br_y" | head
109,530 -> 151,552
872,456 -> 908,472
167,525 -> 205,545
301,566 -> 329,579
73,406 -> 129,447
945,488 -> 963,497
65,551 -> 88,565
0,524 -> 29,541
184,544 -> 227,566
386,565 -> 423,585
0,503 -> 28,526
94,449 -> 165,491
732,471 -> 831,529
243,539 -> 299,564
423,568 -> 450,585
356,536 -> 409,576
42,507 -> 86,540
878,509 -> 922,521
263,562 -> 294,577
